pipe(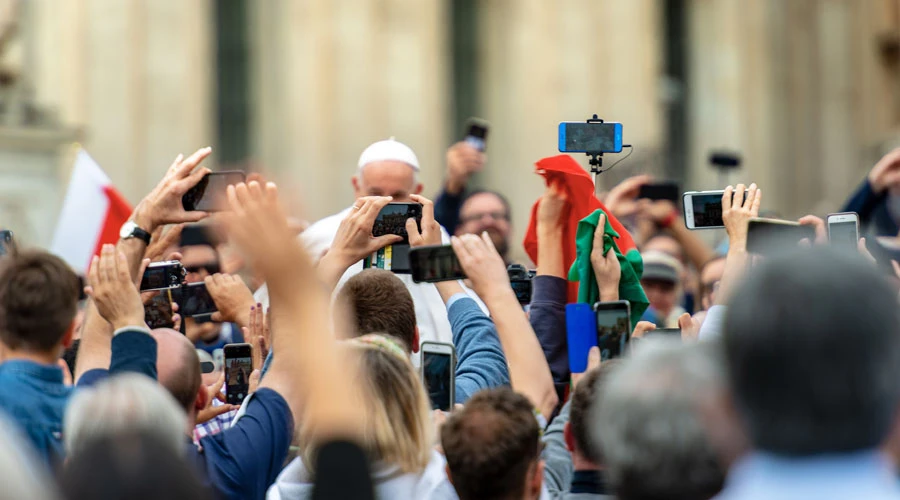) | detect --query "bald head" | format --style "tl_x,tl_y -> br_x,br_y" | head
150,329 -> 202,412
